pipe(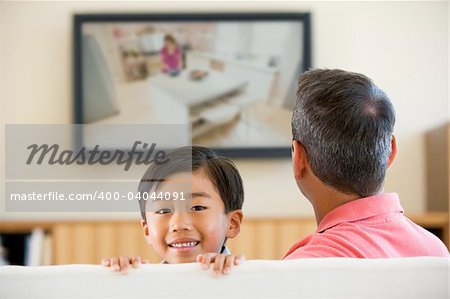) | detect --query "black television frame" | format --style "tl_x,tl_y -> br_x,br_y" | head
73,12 -> 311,158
